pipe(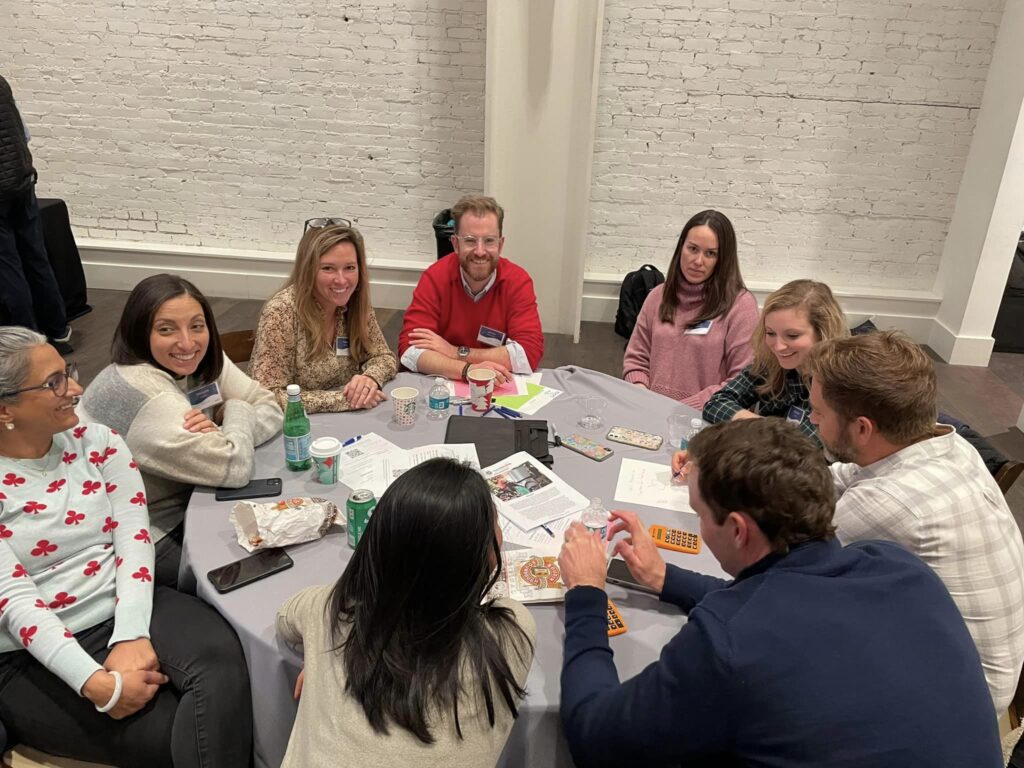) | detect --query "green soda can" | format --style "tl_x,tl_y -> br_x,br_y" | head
347,489 -> 376,548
